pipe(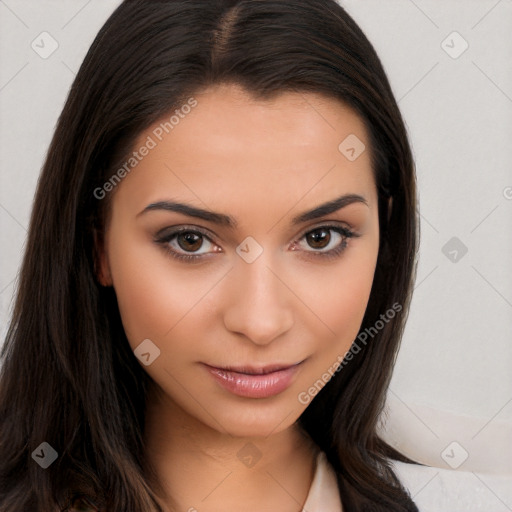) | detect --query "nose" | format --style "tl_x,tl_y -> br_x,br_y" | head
222,252 -> 294,346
